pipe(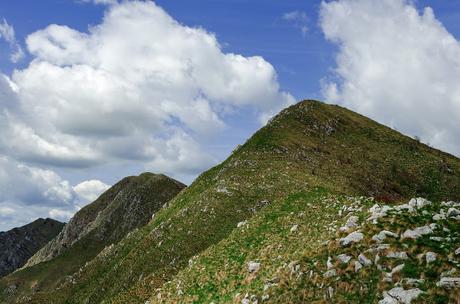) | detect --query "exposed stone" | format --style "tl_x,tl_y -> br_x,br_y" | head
455,247 -> 460,256
237,221 -> 247,228
441,268 -> 457,278
401,226 -> 433,239
339,215 -> 359,232
386,251 -> 408,260
358,254 -> 372,266
372,230 -> 398,243
337,254 -> 352,264
436,277 -> 460,289
354,261 -> 363,272
327,256 -> 334,269
425,252 -> 437,264
447,208 -> 460,220
290,224 -> 299,233
323,269 -> 336,278
408,198 -> 431,209
248,261 -> 261,273
368,205 -> 393,222
339,231 -> 364,247
379,287 -> 422,304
